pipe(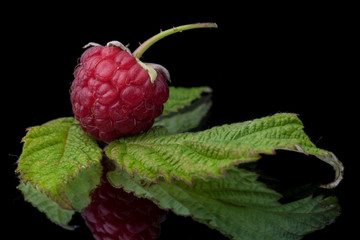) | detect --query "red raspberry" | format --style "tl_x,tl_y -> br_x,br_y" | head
70,23 -> 217,142
81,159 -> 167,240
70,42 -> 169,142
